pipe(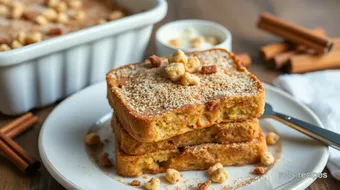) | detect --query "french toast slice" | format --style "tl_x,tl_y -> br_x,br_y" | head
115,129 -> 267,177
112,113 -> 260,155
107,48 -> 265,142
